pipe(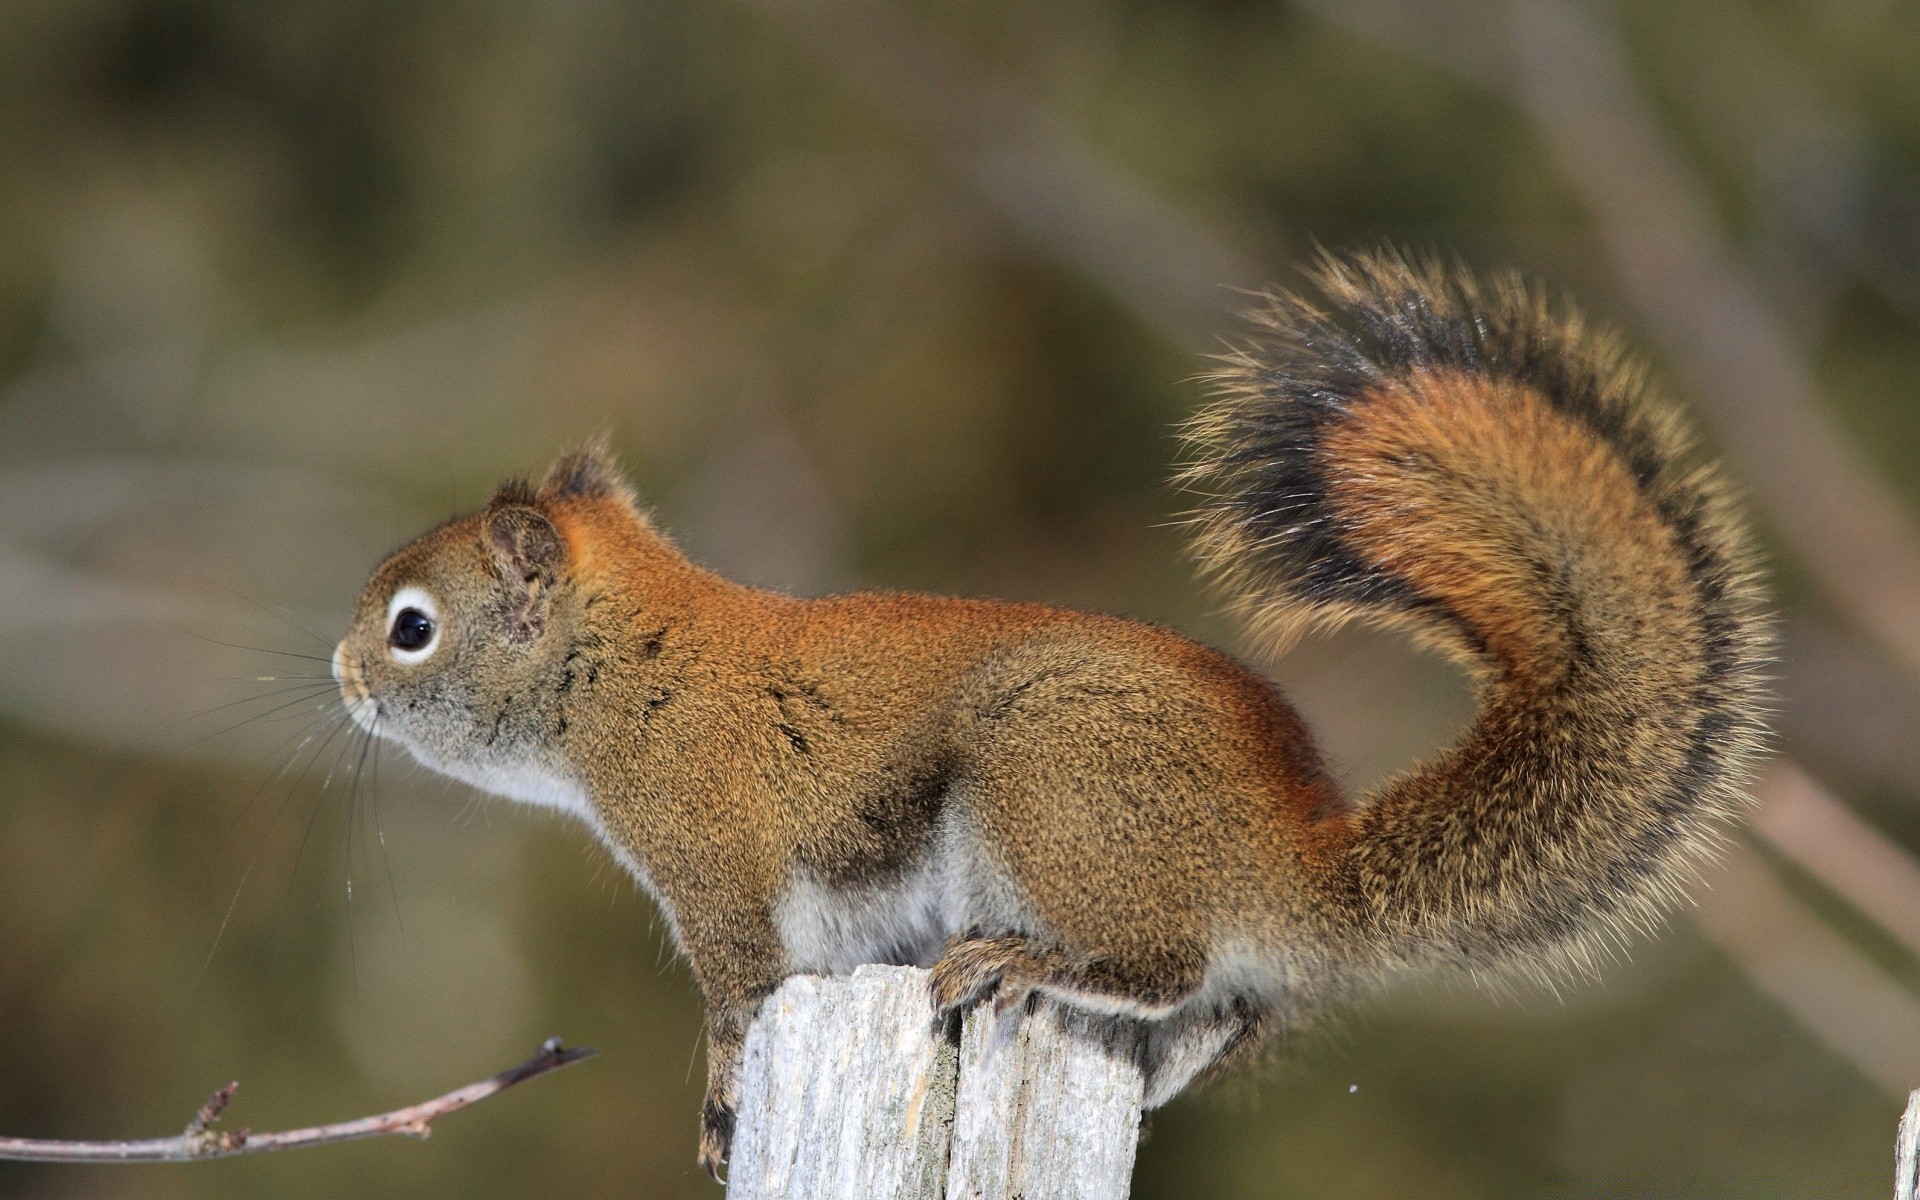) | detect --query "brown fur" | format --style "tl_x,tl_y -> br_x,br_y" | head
332,252 -> 1769,1180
